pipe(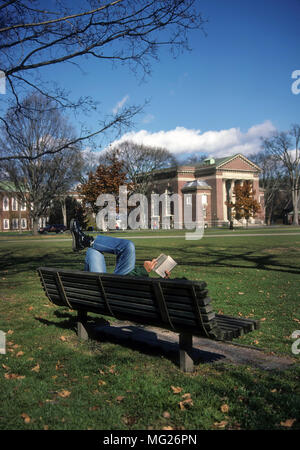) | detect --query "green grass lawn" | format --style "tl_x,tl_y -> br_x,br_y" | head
0,229 -> 299,430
